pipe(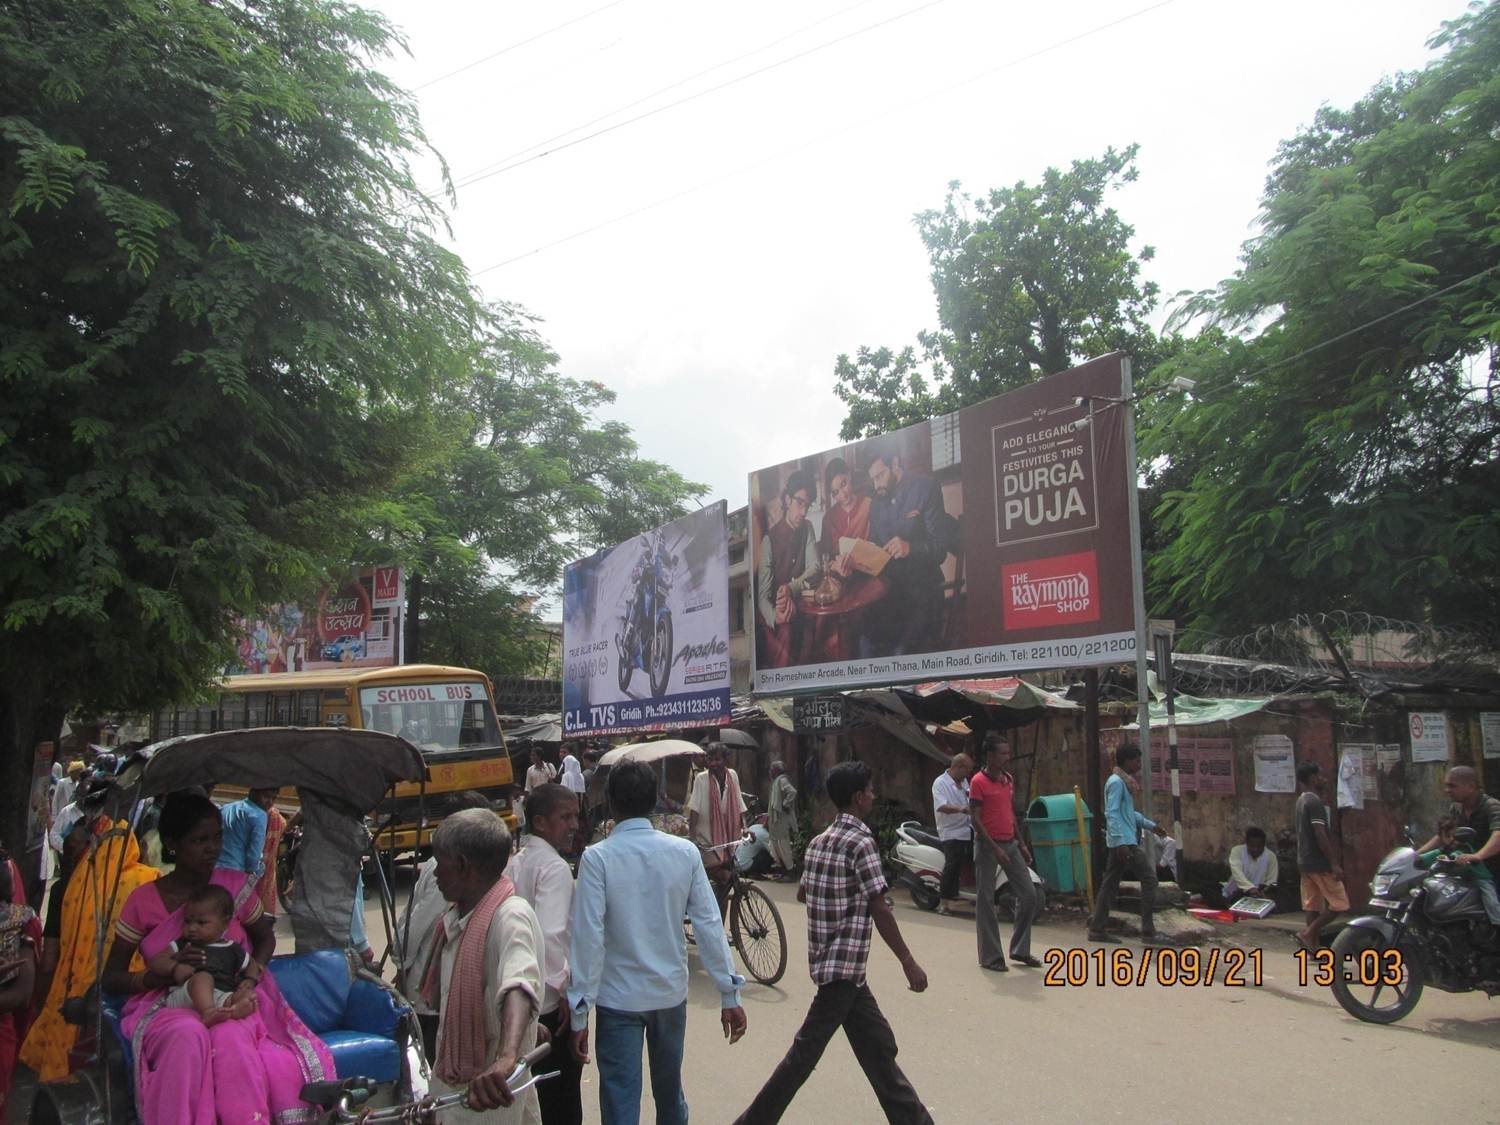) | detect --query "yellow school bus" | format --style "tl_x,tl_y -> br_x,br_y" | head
150,664 -> 517,847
